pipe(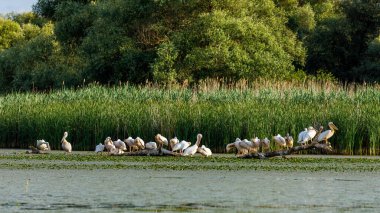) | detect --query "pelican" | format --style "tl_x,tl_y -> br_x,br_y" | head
155,134 -> 168,149
36,139 -> 50,151
297,128 -> 308,145
145,142 -> 158,150
109,146 -> 124,155
285,133 -> 294,149
226,138 -> 248,155
95,143 -> 105,153
197,145 -> 212,157
239,138 -> 260,154
260,137 -> 270,152
251,137 -> 261,153
61,131 -> 72,153
318,122 -> 338,144
183,134 -> 202,156
114,139 -> 127,151
134,137 -> 145,150
172,140 -> 191,153
104,137 -> 115,152
273,134 -> 286,149
297,127 -> 317,145
169,137 -> 179,150
124,137 -> 135,152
